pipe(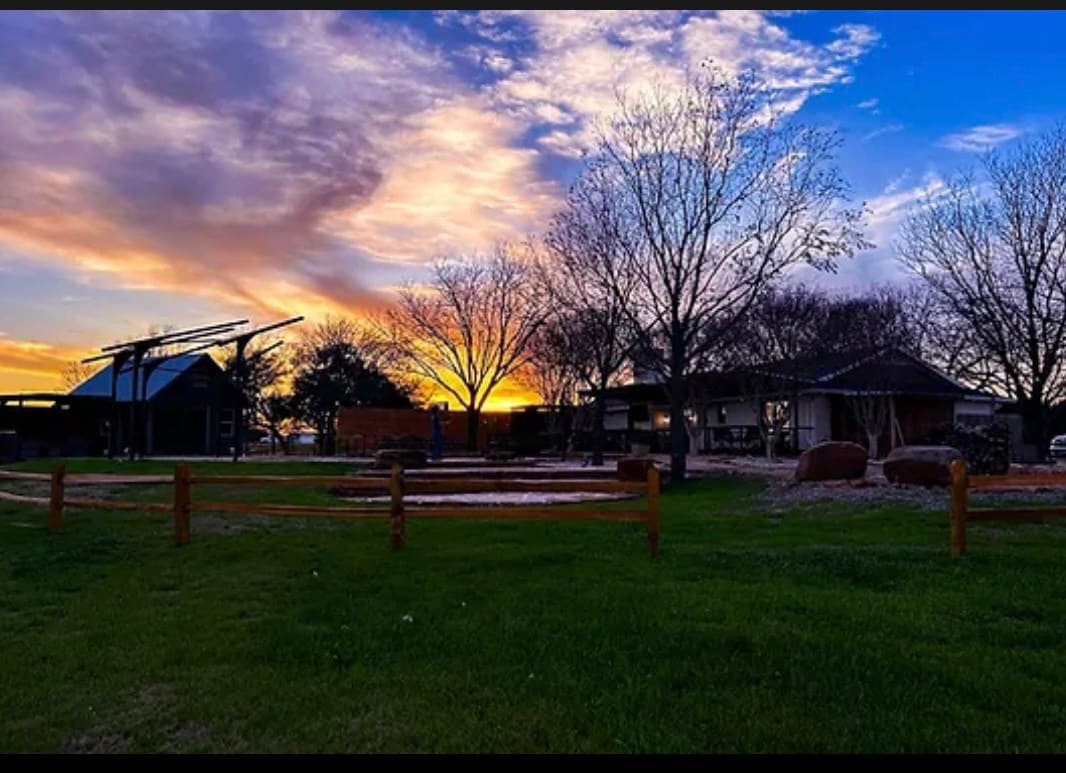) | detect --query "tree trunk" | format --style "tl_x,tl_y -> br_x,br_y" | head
591,390 -> 606,467
323,418 -> 336,456
867,432 -> 879,460
668,347 -> 687,484
466,408 -> 480,453
1019,396 -> 1049,461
